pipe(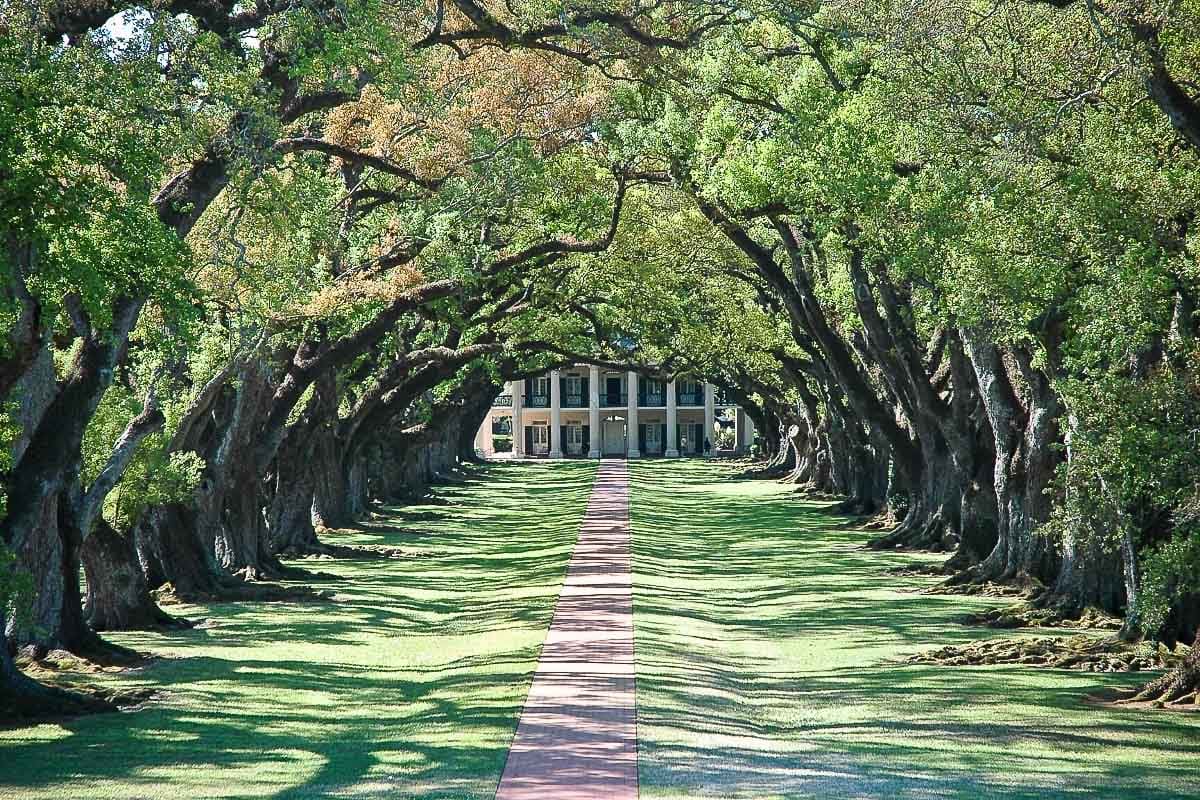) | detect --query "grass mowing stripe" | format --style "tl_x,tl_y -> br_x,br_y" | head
0,460 -> 595,800
629,458 -> 1200,800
